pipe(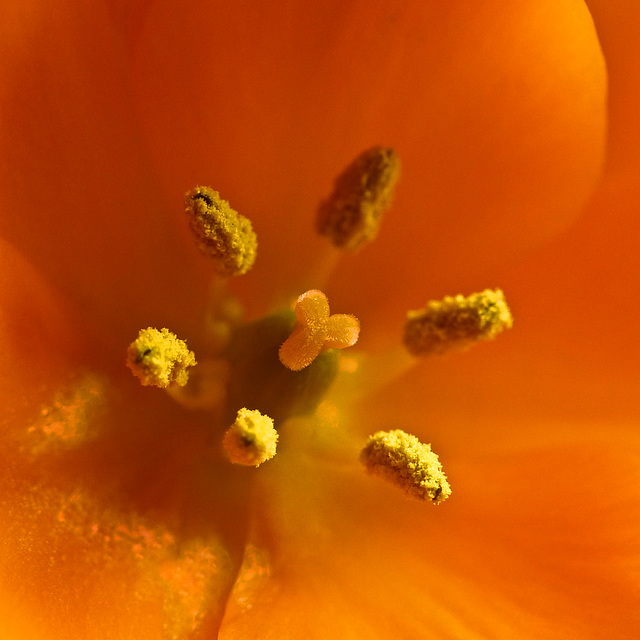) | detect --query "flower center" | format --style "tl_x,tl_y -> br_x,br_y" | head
126,147 -> 514,506
222,306 -> 343,424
